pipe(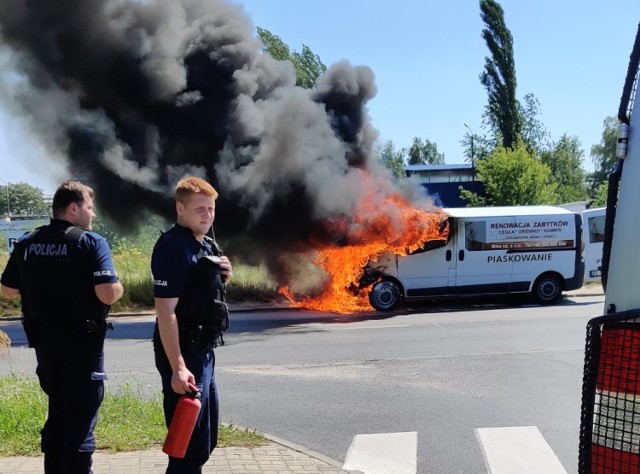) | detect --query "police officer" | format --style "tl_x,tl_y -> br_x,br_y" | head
152,176 -> 232,474
0,180 -> 123,474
